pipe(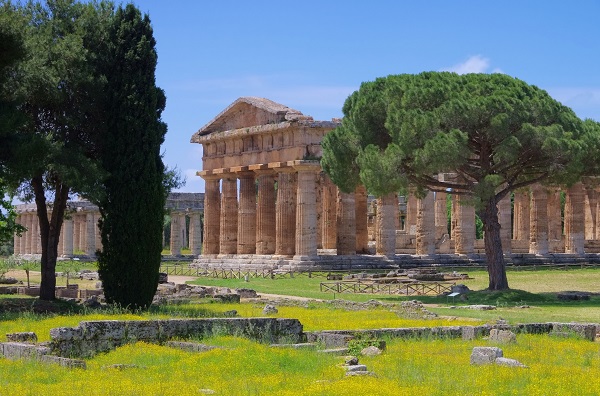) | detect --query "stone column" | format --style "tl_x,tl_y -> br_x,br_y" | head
294,162 -> 319,258
79,214 -> 86,253
584,185 -> 597,240
376,193 -> 397,256
219,174 -> 238,255
547,188 -> 563,247
405,190 -> 418,234
321,176 -> 337,249
529,184 -> 549,255
497,194 -> 512,254
189,212 -> 202,255
33,215 -> 41,254
355,185 -> 369,253
315,174 -> 323,249
73,215 -> 81,253
275,169 -> 297,256
237,171 -> 257,254
23,213 -> 32,254
416,191 -> 436,255
62,218 -> 74,257
255,169 -> 276,255
513,190 -> 530,243
596,187 -> 600,240
94,213 -> 102,253
202,175 -> 221,255
86,212 -> 96,256
170,211 -> 182,256
336,190 -> 356,255
564,182 -> 585,254
434,192 -> 448,240
453,195 -> 475,254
